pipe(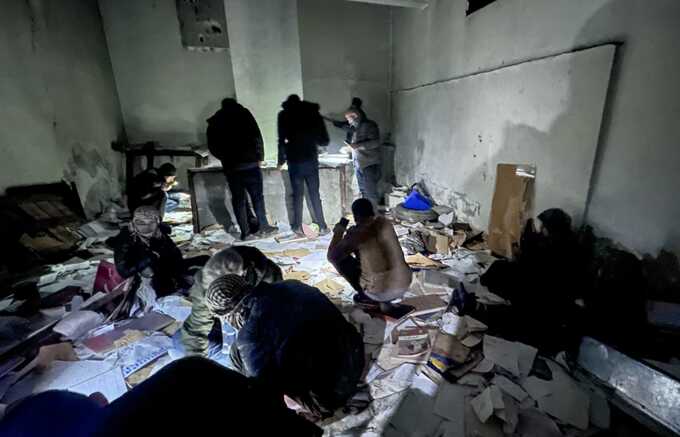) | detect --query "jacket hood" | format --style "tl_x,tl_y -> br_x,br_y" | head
207,102 -> 243,124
